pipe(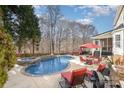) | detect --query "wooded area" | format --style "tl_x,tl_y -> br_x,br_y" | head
0,5 -> 98,55
39,6 -> 98,54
